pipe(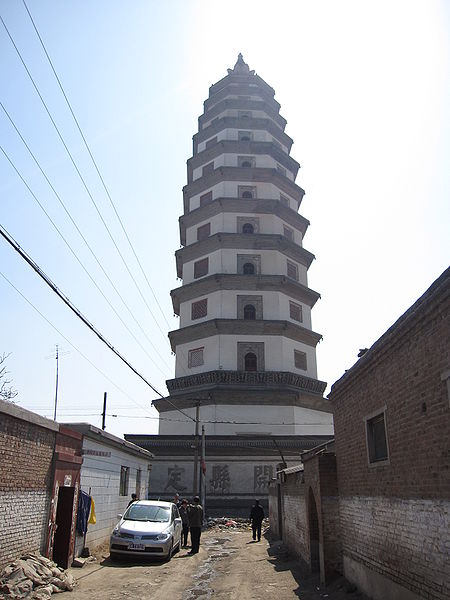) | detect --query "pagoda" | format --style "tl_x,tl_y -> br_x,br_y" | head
126,55 -> 333,512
